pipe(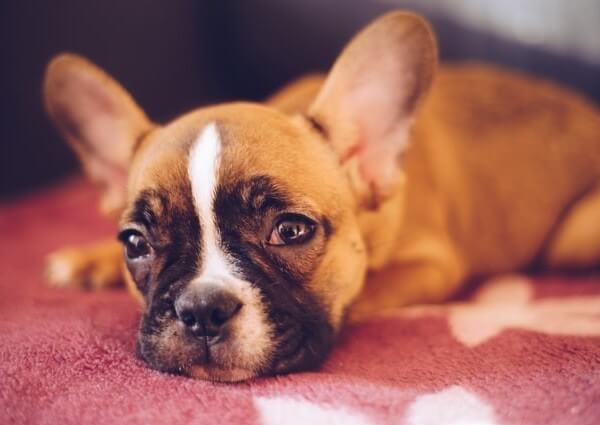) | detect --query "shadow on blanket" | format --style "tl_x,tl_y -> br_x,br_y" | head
1,179 -> 599,425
